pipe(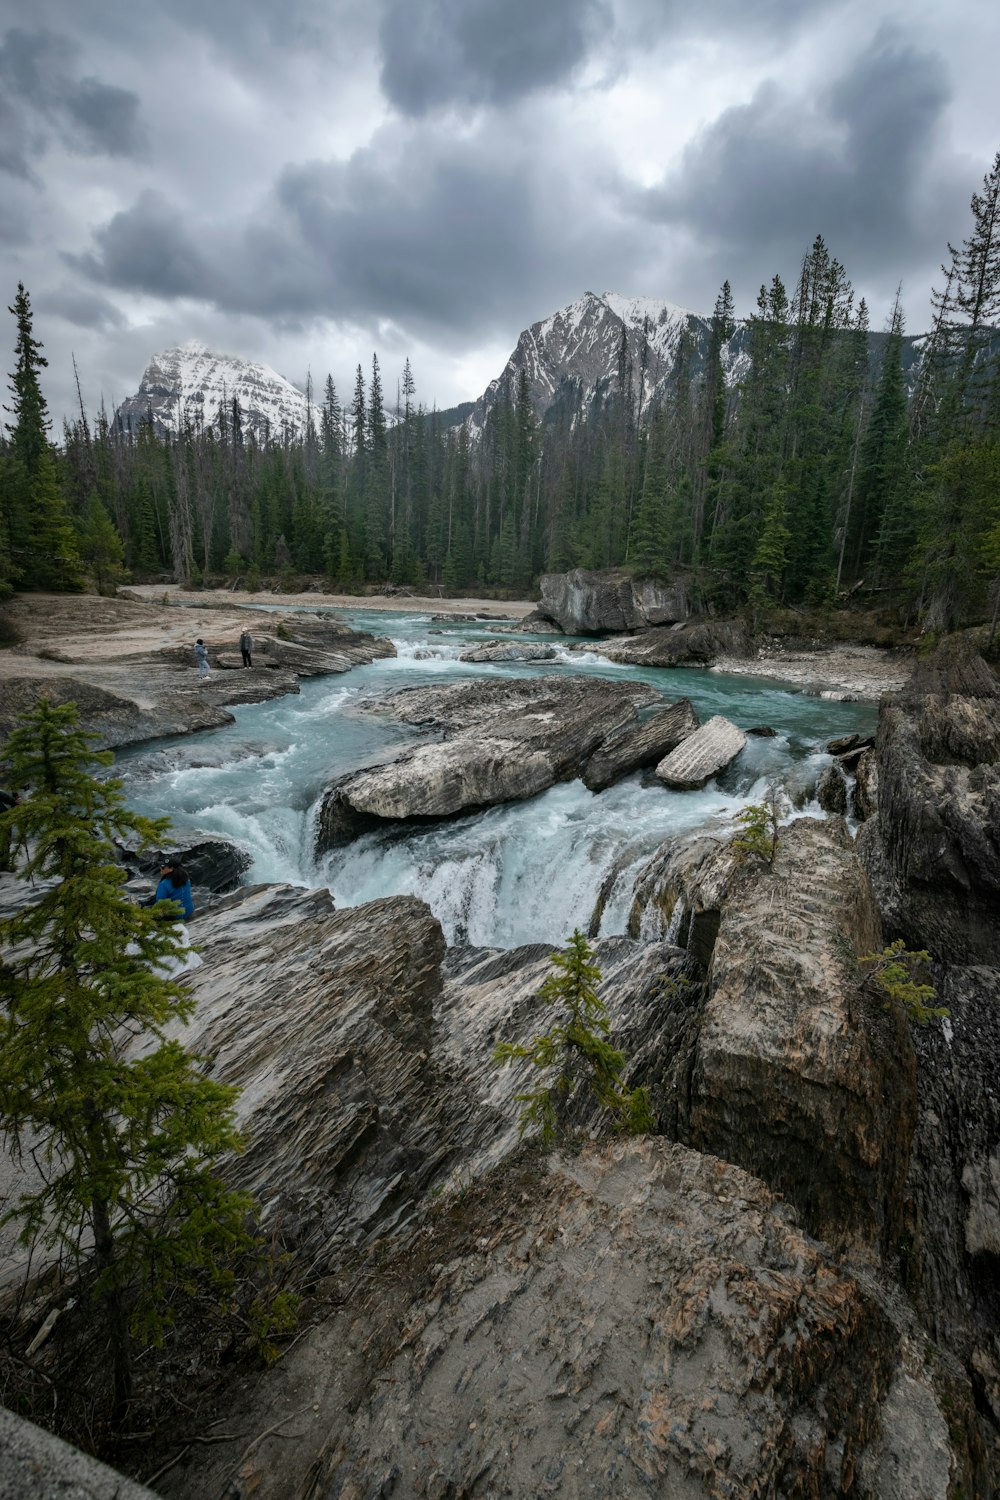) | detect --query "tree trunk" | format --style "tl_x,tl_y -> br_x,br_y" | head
91,1191 -> 132,1423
